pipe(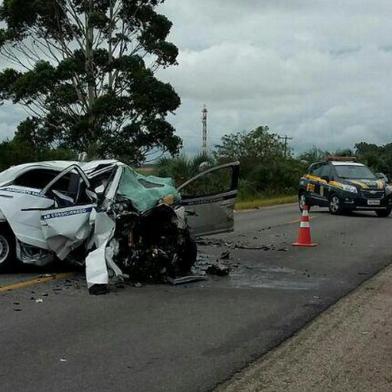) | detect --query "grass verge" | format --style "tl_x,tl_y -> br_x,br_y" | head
235,195 -> 297,211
